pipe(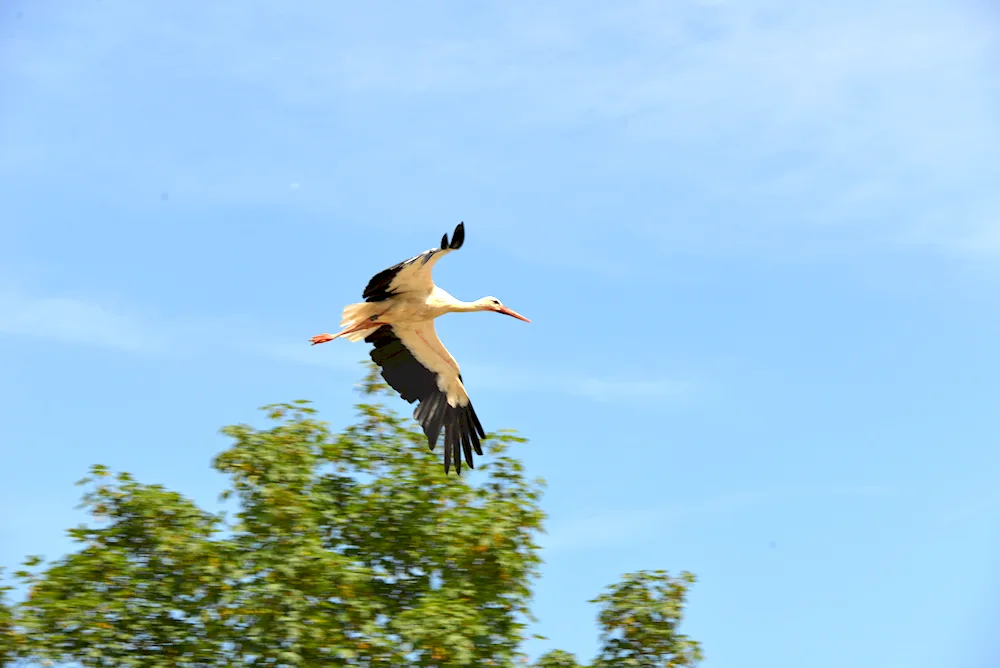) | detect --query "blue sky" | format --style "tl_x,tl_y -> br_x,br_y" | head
2,0 -> 1000,665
